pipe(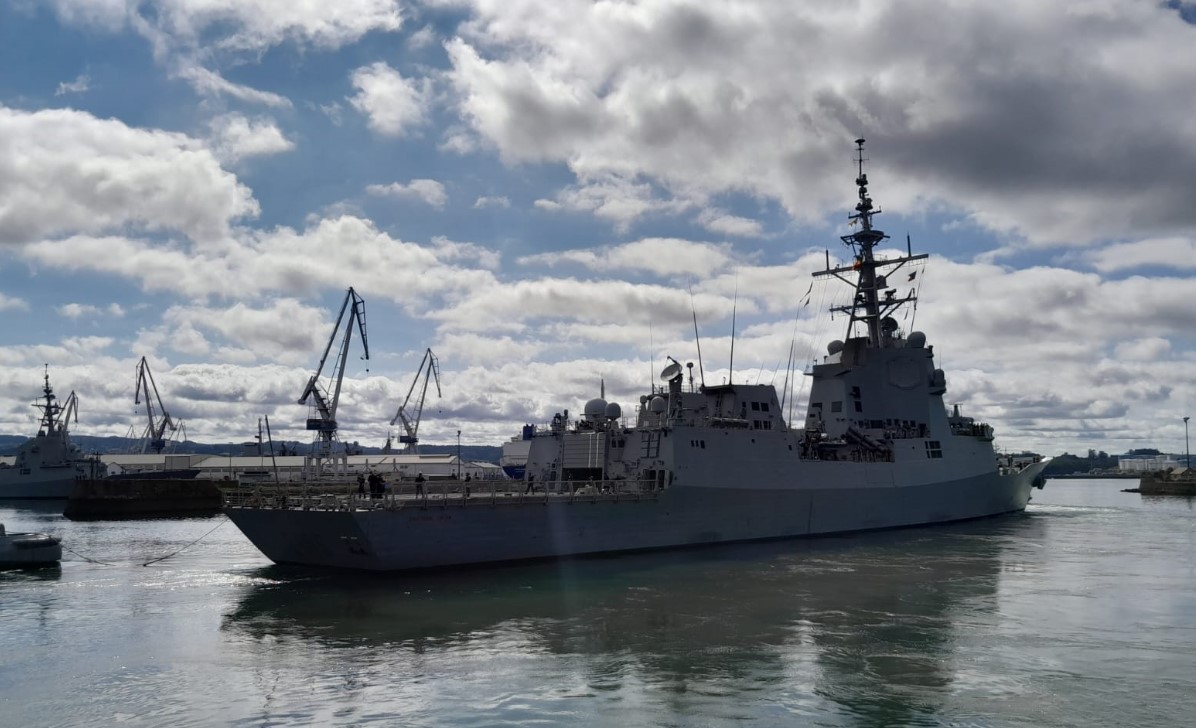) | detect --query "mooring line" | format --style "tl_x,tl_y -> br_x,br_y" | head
61,546 -> 120,566
140,517 -> 229,566
59,517 -> 230,567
